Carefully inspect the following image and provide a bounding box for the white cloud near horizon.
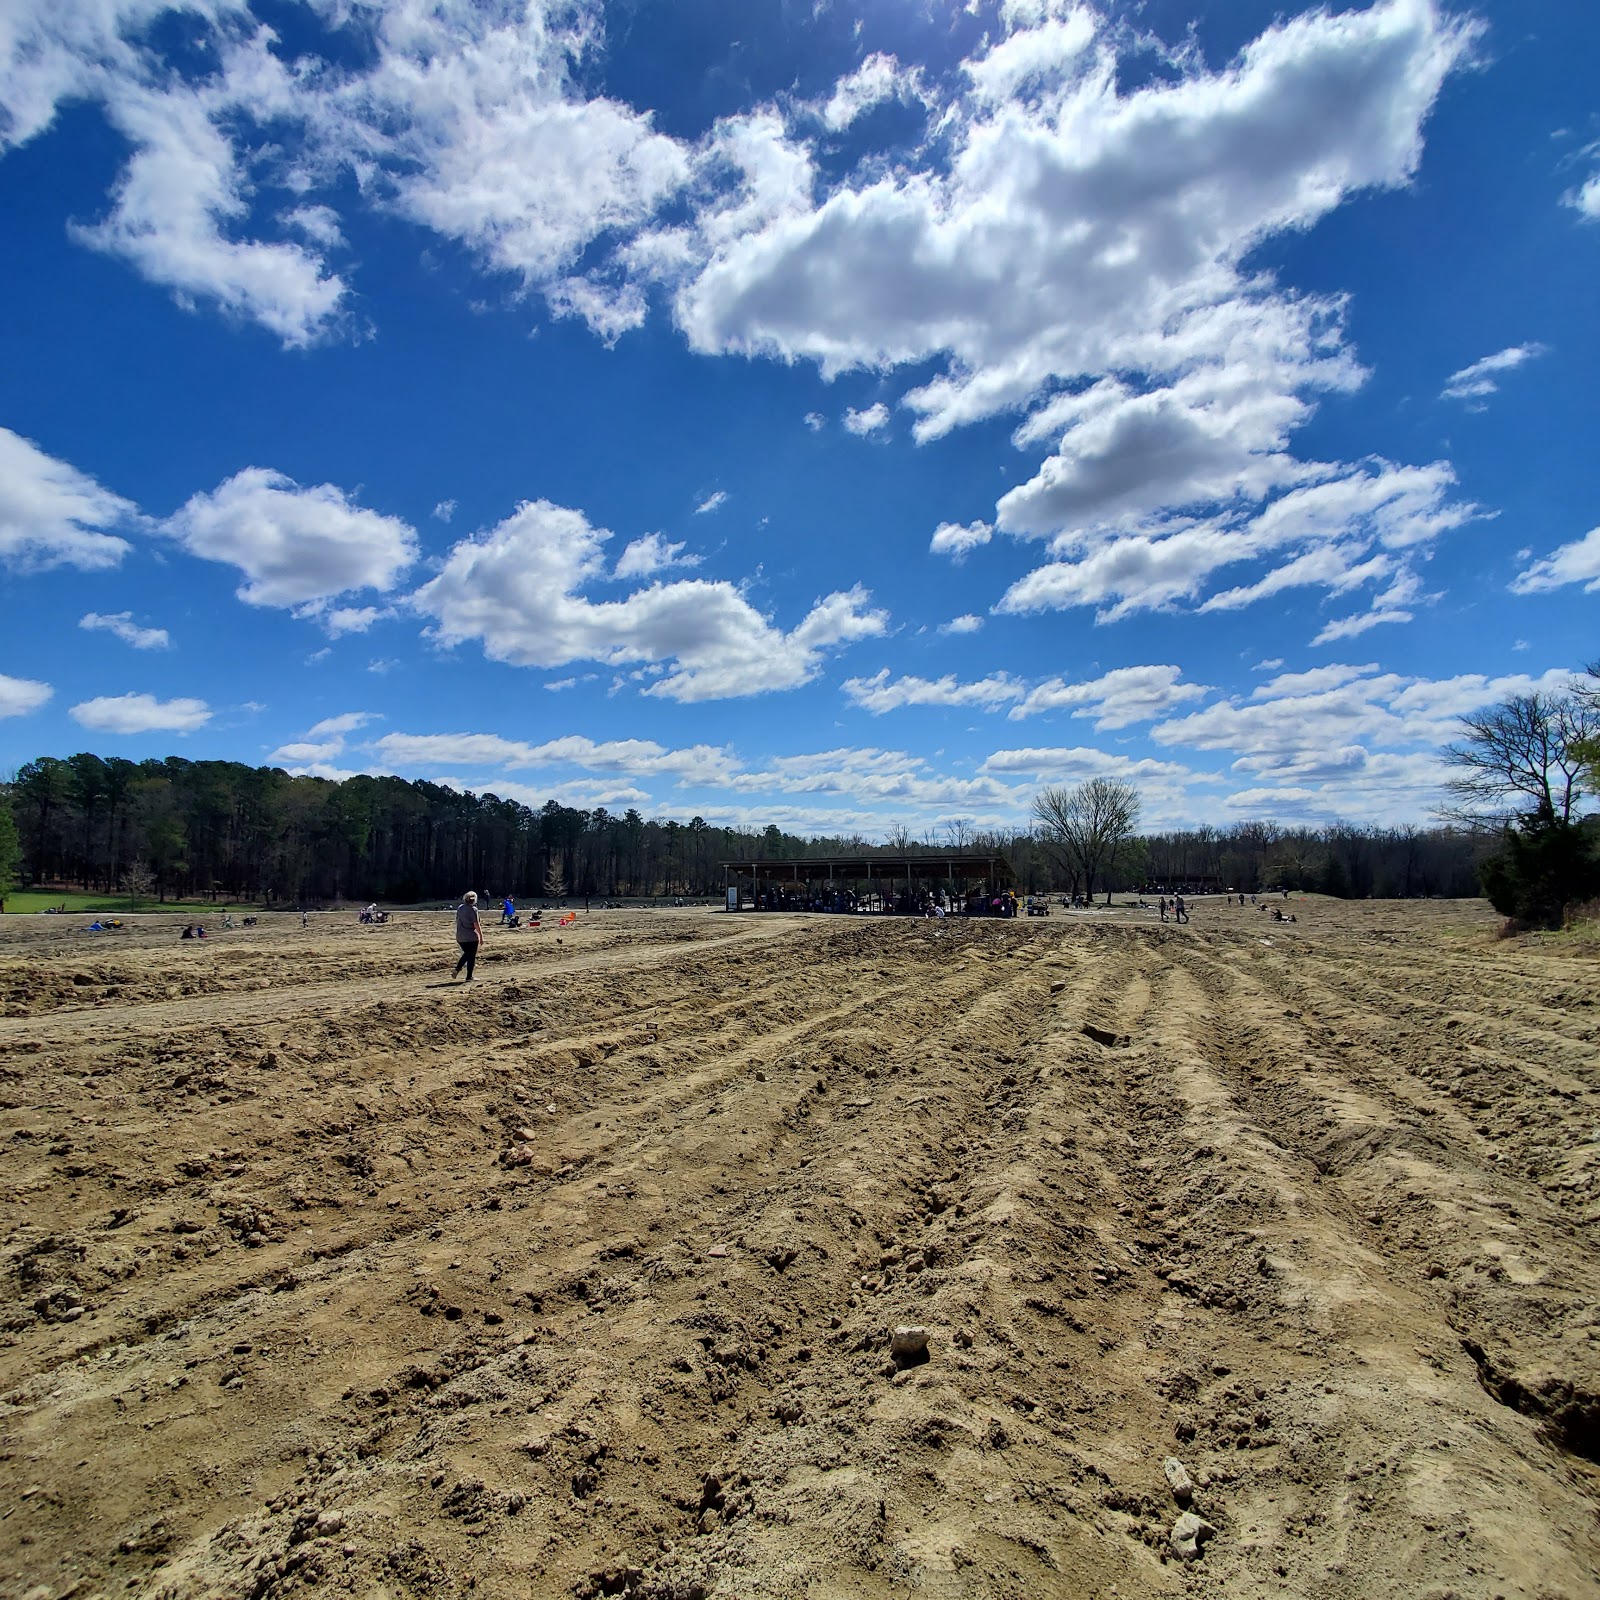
[1154,663,1578,765]
[79,610,169,649]
[0,426,135,571]
[414,498,887,701]
[268,708,381,765]
[69,691,212,734]
[372,730,738,781]
[0,672,53,718]
[306,711,379,738]
[840,661,1208,729]
[982,746,1195,783]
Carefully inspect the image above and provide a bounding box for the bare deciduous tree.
[941,817,974,851]
[1442,688,1596,826]
[1032,778,1143,903]
[119,858,154,911]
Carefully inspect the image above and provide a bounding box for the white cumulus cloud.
[0,426,134,571]
[614,532,698,579]
[930,520,993,560]
[842,669,1025,714]
[0,672,53,718]
[819,52,924,131]
[74,69,348,346]
[414,498,887,702]
[843,403,890,436]
[1010,664,1210,727]
[372,730,738,782]
[69,691,211,734]
[997,460,1472,623]
[162,468,418,616]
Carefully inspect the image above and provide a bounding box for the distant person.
[453,891,484,982]
[501,895,515,926]
[1174,895,1188,924]
[181,924,195,940]
[1159,897,1168,923]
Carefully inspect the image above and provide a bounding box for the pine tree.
[0,794,20,912]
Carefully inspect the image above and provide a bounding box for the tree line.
[1,749,1498,910]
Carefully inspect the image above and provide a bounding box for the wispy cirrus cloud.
[1441,343,1547,404]
[1510,527,1600,595]
[79,610,169,649]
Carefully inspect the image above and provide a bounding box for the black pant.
[454,939,479,979]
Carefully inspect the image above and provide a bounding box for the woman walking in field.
[453,891,484,982]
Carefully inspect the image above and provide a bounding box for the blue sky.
[1,0,1596,837]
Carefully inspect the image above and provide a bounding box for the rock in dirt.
[1163,1456,1194,1506]
[890,1325,930,1367]
[1171,1510,1216,1561]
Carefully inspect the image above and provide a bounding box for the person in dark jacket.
[453,891,484,981]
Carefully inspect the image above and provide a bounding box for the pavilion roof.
[720,852,1015,884]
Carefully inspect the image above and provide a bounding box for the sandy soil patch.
[1,898,1597,1599]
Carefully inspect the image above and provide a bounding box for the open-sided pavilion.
[720,852,1016,914]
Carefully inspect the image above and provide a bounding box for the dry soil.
[2,898,1598,1600]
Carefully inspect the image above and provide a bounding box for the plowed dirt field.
[2,898,1598,1600]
